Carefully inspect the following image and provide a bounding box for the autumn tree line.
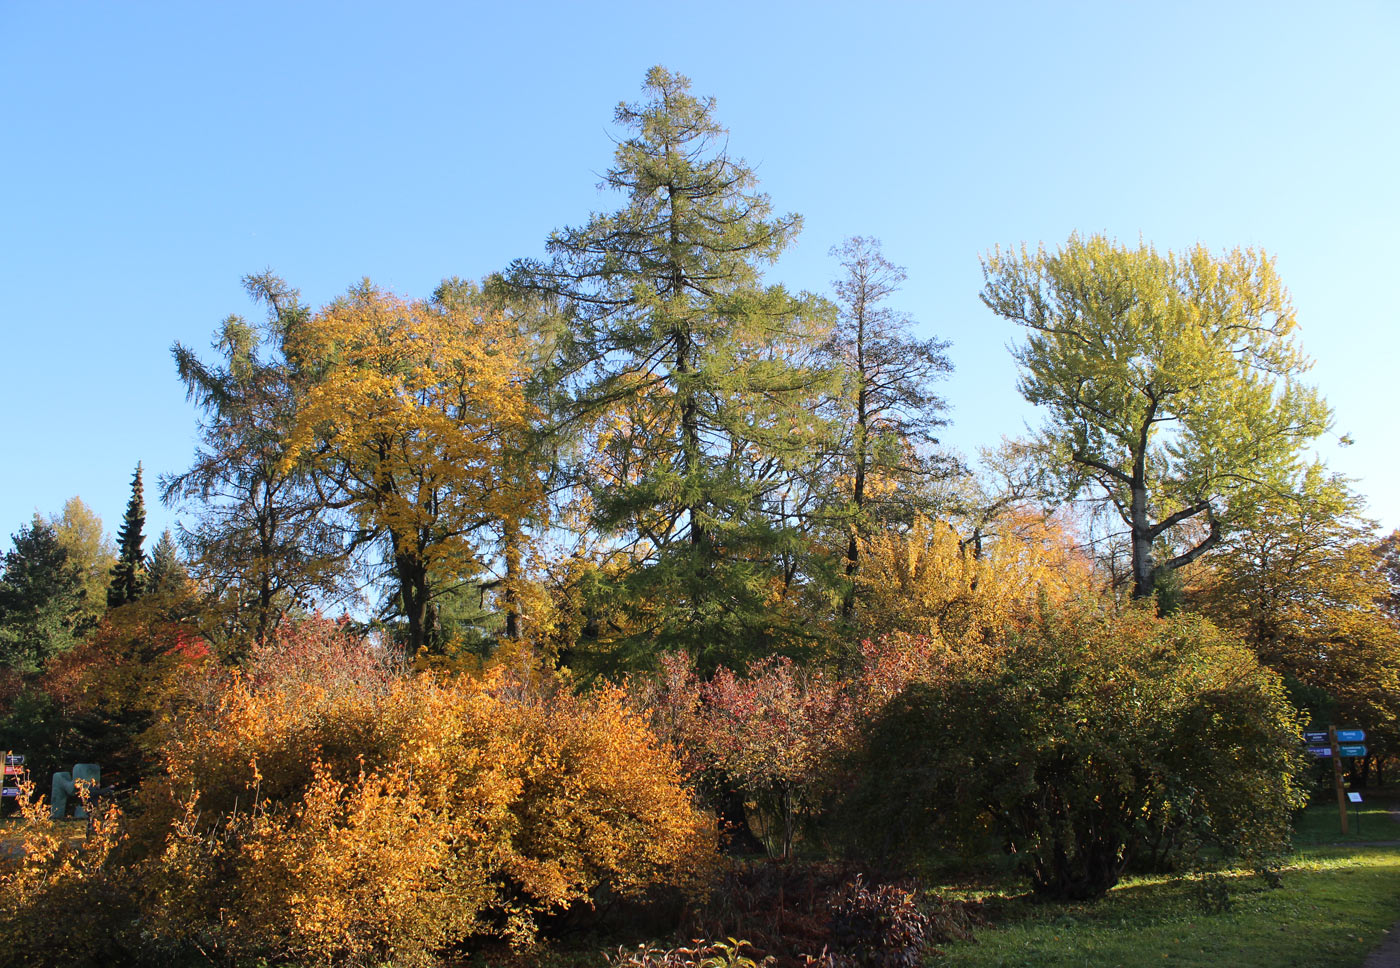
[0,66,1398,967]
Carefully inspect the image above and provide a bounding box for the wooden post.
[1330,725,1349,835]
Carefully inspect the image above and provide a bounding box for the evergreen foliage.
[107,463,147,608]
[146,529,188,595]
[508,66,836,669]
[0,518,92,671]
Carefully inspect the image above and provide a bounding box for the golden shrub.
[0,776,132,967]
[133,625,716,965]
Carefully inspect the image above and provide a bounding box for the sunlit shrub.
[127,620,716,965]
[839,598,1307,899]
[635,654,854,858]
[0,776,133,968]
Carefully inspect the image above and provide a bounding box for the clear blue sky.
[2,1,1396,548]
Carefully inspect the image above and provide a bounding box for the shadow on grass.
[934,845,1400,968]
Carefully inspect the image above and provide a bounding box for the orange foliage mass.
[132,619,715,965]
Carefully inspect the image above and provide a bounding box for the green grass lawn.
[932,797,1400,967]
[1292,787,1400,847]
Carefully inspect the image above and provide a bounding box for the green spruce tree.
[0,517,92,671]
[146,528,189,595]
[107,463,148,607]
[509,67,835,670]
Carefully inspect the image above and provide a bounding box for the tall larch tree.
[825,237,954,617]
[507,66,835,670]
[165,272,352,651]
[107,463,148,607]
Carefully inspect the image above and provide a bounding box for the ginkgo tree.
[980,235,1332,601]
[282,279,545,654]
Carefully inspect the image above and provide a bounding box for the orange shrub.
[0,776,133,967]
[135,621,716,965]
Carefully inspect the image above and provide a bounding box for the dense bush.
[1,620,716,967]
[0,779,134,968]
[820,876,934,968]
[839,598,1308,899]
[636,655,854,858]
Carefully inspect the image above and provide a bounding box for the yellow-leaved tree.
[1191,467,1400,757]
[854,510,1092,649]
[283,279,546,654]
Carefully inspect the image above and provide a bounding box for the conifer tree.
[0,517,91,671]
[107,462,148,607]
[824,237,955,617]
[166,273,353,650]
[508,67,835,669]
[147,528,189,595]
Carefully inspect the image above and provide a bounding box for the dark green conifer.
[0,517,91,671]
[107,463,148,607]
[508,67,835,669]
[147,528,188,595]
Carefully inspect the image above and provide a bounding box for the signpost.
[1308,744,1367,758]
[1,753,21,806]
[1328,726,1349,834]
[1307,726,1368,835]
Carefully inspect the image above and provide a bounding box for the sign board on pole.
[1307,744,1368,758]
[1305,729,1365,745]
[1348,792,1363,803]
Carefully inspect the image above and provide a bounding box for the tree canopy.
[507,66,835,669]
[980,235,1332,600]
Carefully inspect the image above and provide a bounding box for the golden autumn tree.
[854,509,1093,648]
[283,279,546,654]
[1191,467,1400,753]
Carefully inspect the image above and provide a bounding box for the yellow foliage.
[282,281,548,641]
[134,633,716,964]
[0,775,131,965]
[854,511,1091,647]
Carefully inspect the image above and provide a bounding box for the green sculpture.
[49,763,101,819]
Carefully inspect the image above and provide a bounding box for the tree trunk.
[1130,480,1155,600]
[716,785,766,855]
[503,515,523,640]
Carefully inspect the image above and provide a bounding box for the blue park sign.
[1308,745,1367,758]
[1303,729,1365,745]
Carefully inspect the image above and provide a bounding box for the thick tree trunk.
[395,550,432,654]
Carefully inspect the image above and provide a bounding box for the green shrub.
[839,598,1307,899]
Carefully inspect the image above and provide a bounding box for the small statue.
[50,764,101,819]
